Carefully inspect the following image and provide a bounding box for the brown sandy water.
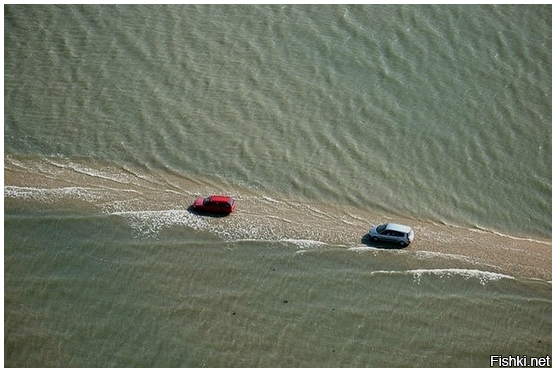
[5,156,551,281]
[4,5,551,367]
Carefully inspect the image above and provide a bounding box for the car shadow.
[360,234,406,250]
[187,205,231,218]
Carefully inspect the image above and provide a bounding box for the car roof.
[385,223,412,233]
[209,195,233,203]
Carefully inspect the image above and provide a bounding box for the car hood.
[193,197,204,207]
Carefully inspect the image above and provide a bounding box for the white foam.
[4,185,104,202]
[113,209,210,238]
[114,210,320,242]
[261,195,281,203]
[348,246,404,256]
[48,160,132,184]
[279,238,327,249]
[409,268,513,285]
[369,268,513,285]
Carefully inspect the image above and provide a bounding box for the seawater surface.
[4,5,551,367]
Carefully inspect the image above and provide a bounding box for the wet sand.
[5,159,552,281]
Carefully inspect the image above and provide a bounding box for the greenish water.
[4,5,551,367]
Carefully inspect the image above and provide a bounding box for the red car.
[192,195,236,215]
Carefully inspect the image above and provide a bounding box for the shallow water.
[4,4,551,367]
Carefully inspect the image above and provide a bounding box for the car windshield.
[376,224,387,233]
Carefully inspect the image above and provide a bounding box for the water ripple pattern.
[5,5,551,237]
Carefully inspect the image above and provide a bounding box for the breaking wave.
[4,185,107,202]
[369,268,514,285]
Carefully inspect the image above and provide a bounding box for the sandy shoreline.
[404,222,551,281]
[5,161,552,281]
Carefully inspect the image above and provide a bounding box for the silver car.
[369,223,415,247]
